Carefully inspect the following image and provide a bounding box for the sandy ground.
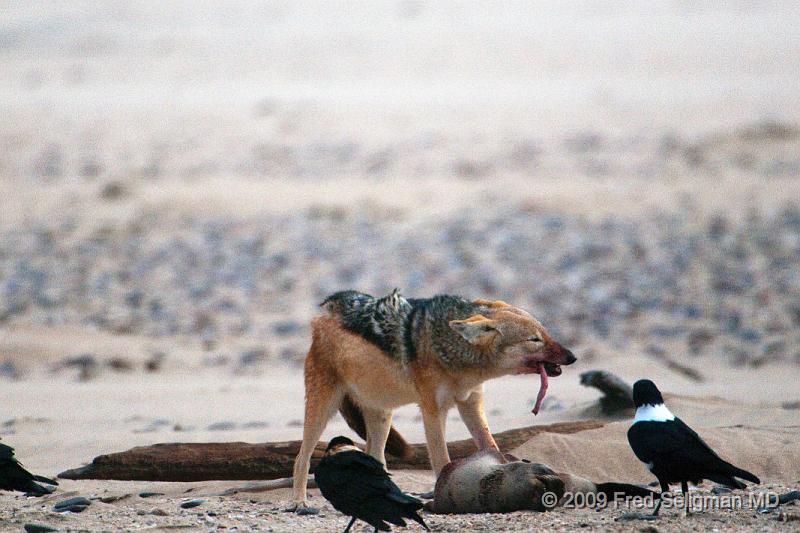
[2,1,800,532]
[2,341,800,532]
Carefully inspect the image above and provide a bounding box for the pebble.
[616,512,659,521]
[180,498,206,509]
[238,349,268,367]
[0,360,20,379]
[273,320,301,336]
[777,511,800,522]
[139,491,165,498]
[241,421,269,429]
[54,496,91,513]
[1,201,799,369]
[779,490,800,505]
[207,421,237,431]
[98,493,131,503]
[24,525,59,533]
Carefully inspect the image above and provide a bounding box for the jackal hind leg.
[362,406,393,467]
[290,368,342,511]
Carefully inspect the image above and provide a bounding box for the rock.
[616,512,658,521]
[99,493,131,503]
[0,360,20,380]
[273,320,301,336]
[54,496,91,512]
[58,354,99,381]
[202,354,229,367]
[738,329,761,343]
[100,181,127,200]
[779,490,800,505]
[239,349,268,366]
[687,329,715,354]
[650,326,684,339]
[24,524,59,533]
[644,345,665,357]
[180,498,206,509]
[139,491,165,498]
[207,421,237,431]
[684,304,702,319]
[788,304,800,326]
[80,159,102,178]
[145,351,166,372]
[708,215,728,240]
[107,357,134,372]
[763,340,786,359]
[296,506,320,515]
[776,511,800,522]
[242,421,269,429]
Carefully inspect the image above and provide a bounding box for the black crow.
[0,441,58,495]
[314,436,428,533]
[627,379,759,516]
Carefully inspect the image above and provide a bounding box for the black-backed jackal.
[291,290,577,509]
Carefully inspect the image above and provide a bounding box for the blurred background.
[1,2,799,471]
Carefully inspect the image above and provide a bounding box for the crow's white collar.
[633,403,675,423]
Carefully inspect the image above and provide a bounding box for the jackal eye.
[527,336,542,343]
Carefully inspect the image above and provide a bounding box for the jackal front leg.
[420,402,449,475]
[456,387,499,451]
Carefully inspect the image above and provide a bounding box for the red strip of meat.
[531,362,549,415]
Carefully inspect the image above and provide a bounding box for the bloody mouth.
[523,359,562,377]
[523,361,563,415]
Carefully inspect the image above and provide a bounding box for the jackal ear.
[449,315,499,346]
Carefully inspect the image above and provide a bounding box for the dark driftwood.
[58,421,605,482]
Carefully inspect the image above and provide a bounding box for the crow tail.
[726,465,760,485]
[32,474,58,486]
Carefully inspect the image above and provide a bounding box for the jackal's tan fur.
[291,294,576,509]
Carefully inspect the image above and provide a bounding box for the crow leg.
[342,517,357,533]
[652,480,669,516]
[681,481,691,517]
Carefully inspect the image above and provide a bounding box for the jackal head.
[448,299,577,377]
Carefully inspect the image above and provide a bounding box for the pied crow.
[314,436,428,533]
[627,379,759,516]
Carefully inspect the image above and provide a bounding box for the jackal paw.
[284,501,319,515]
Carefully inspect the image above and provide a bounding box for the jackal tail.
[339,395,413,459]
